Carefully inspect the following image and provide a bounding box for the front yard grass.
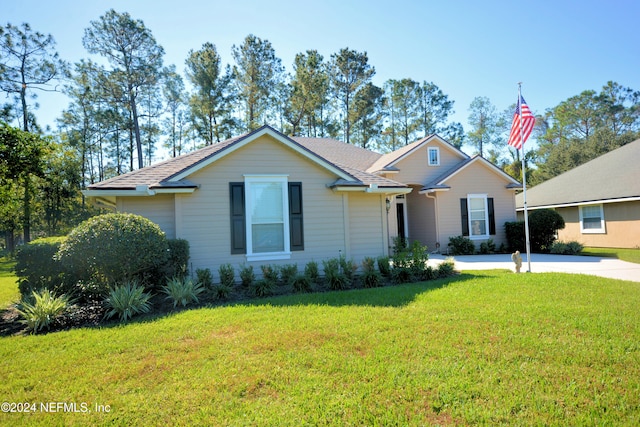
[1,266,639,426]
[582,246,640,264]
[0,256,19,308]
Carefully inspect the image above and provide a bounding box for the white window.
[245,175,290,261]
[468,194,488,238]
[428,147,440,166]
[580,204,605,234]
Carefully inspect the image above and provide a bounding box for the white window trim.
[579,204,606,234]
[244,175,291,261]
[467,194,489,240]
[428,147,440,166]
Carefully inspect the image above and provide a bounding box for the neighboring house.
[516,138,640,249]
[83,125,521,278]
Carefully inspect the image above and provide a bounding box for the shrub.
[260,265,279,283]
[505,221,525,252]
[17,289,71,333]
[362,257,382,288]
[239,264,255,287]
[213,283,233,300]
[104,280,152,322]
[479,238,496,254]
[377,256,391,278]
[304,261,319,283]
[162,277,205,308]
[163,239,190,279]
[448,235,475,255]
[57,213,169,286]
[15,236,70,298]
[291,274,312,293]
[437,257,456,277]
[529,209,566,252]
[251,279,275,297]
[279,264,298,285]
[218,264,235,287]
[408,240,430,280]
[339,256,358,280]
[550,241,584,255]
[195,268,213,289]
[323,258,349,290]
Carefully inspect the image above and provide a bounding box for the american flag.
[507,95,535,150]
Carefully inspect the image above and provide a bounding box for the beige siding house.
[516,138,640,249]
[84,126,521,278]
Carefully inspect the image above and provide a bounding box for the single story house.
[84,125,521,278]
[516,138,640,248]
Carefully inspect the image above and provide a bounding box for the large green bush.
[504,221,525,252]
[15,236,70,298]
[57,213,169,285]
[529,209,565,252]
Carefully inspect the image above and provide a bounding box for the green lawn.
[1,267,639,426]
[0,257,19,308]
[582,247,640,264]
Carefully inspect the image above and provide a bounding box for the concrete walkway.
[429,253,640,283]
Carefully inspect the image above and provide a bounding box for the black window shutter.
[460,198,469,236]
[288,182,304,251]
[229,183,246,254]
[488,197,496,235]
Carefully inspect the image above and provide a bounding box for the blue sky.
[4,0,639,150]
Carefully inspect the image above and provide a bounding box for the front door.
[396,202,406,241]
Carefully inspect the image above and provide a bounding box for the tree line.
[1,10,639,246]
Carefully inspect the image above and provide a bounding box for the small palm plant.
[161,276,205,308]
[17,289,71,333]
[105,280,153,322]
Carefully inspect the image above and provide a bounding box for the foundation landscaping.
[0,213,639,425]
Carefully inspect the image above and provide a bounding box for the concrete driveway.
[429,253,640,283]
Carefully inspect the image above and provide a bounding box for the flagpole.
[518,82,532,272]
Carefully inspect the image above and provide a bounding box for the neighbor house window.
[428,147,440,166]
[580,204,605,234]
[460,195,496,238]
[229,177,304,260]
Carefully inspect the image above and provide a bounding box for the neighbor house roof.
[85,125,408,195]
[516,138,640,209]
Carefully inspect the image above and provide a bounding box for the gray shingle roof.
[87,126,406,191]
[516,138,640,208]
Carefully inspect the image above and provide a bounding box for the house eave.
[516,196,640,211]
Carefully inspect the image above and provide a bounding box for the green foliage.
[529,209,566,252]
[251,279,275,298]
[437,258,456,277]
[322,258,349,290]
[105,281,153,322]
[291,274,312,293]
[339,256,358,280]
[448,235,475,255]
[195,268,213,289]
[213,283,233,300]
[279,264,298,285]
[14,236,69,298]
[260,264,279,283]
[57,213,169,286]
[17,289,71,333]
[362,257,382,288]
[549,241,584,255]
[505,221,525,252]
[165,239,190,278]
[377,256,391,278]
[303,260,319,283]
[479,238,496,254]
[162,277,205,308]
[218,263,235,287]
[239,264,255,287]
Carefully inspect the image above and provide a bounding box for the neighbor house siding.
[118,194,176,239]
[392,141,465,184]
[555,201,640,248]
[436,161,516,250]
[171,134,351,280]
